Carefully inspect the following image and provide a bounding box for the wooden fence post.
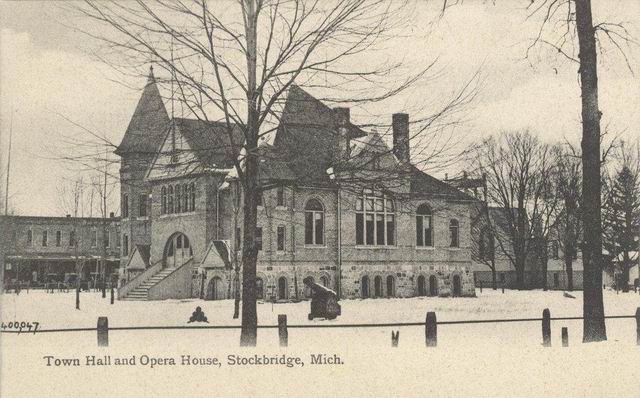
[480,281,483,293]
[501,285,505,294]
[561,327,568,347]
[278,314,288,347]
[391,330,399,347]
[542,309,551,347]
[425,311,437,347]
[636,307,640,345]
[110,284,115,305]
[97,317,108,347]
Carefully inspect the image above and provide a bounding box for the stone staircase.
[120,267,177,301]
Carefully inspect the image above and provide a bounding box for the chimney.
[333,107,351,161]
[392,113,410,164]
[66,214,71,218]
[110,212,115,218]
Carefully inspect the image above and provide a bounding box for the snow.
[2,289,639,397]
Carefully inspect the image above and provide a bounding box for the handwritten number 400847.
[1,321,40,334]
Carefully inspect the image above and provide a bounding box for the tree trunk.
[542,254,548,291]
[565,247,574,291]
[576,0,607,342]
[233,271,240,319]
[239,0,259,346]
[491,263,497,290]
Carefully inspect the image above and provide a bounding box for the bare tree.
[70,0,478,346]
[470,130,558,290]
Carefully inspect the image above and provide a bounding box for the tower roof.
[115,67,170,157]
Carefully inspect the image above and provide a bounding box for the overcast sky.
[1,0,639,216]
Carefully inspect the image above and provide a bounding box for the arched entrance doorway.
[452,274,461,297]
[206,277,224,300]
[417,275,426,296]
[277,276,288,300]
[429,275,438,297]
[386,275,395,297]
[164,233,193,268]
[361,275,370,298]
[374,276,383,297]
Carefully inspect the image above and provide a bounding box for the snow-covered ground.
[2,288,639,397]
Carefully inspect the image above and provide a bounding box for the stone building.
[0,215,120,289]
[116,70,477,300]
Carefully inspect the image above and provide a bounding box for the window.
[161,186,167,214]
[256,278,264,300]
[91,230,98,248]
[168,185,174,213]
[122,193,129,218]
[320,275,329,288]
[304,199,325,245]
[105,230,111,248]
[356,190,395,246]
[276,186,285,207]
[56,230,62,247]
[27,230,33,246]
[449,219,459,248]
[139,194,148,217]
[184,183,190,211]
[277,226,286,252]
[255,227,262,251]
[69,230,76,247]
[416,204,433,247]
[123,234,129,256]
[42,230,48,247]
[175,184,182,213]
[190,182,196,211]
[116,231,120,247]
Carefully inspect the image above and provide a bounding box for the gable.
[146,123,201,181]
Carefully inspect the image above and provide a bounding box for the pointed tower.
[116,66,170,267]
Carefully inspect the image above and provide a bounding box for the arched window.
[320,275,329,288]
[429,275,438,296]
[175,184,182,213]
[190,182,196,211]
[417,275,426,296]
[161,186,167,214]
[374,275,383,297]
[255,278,264,300]
[361,275,370,298]
[168,185,174,213]
[355,189,395,246]
[416,204,433,247]
[303,276,314,298]
[449,219,459,248]
[305,199,324,245]
[386,275,395,297]
[277,276,288,300]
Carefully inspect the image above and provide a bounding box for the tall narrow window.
[27,230,32,246]
[175,184,182,213]
[184,183,190,211]
[168,185,174,213]
[304,199,324,245]
[416,204,433,247]
[105,230,111,248]
[42,230,48,247]
[122,193,129,218]
[355,190,395,246]
[277,225,286,252]
[91,230,98,247]
[449,219,459,248]
[276,186,285,207]
[255,227,263,251]
[123,234,129,256]
[190,182,196,211]
[139,194,148,217]
[161,186,167,214]
[69,230,75,247]
[56,230,62,247]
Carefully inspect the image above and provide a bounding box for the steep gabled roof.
[116,68,170,156]
[174,118,244,169]
[273,85,366,183]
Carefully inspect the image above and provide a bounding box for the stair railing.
[117,261,162,299]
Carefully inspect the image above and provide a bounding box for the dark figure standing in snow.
[188,306,209,323]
